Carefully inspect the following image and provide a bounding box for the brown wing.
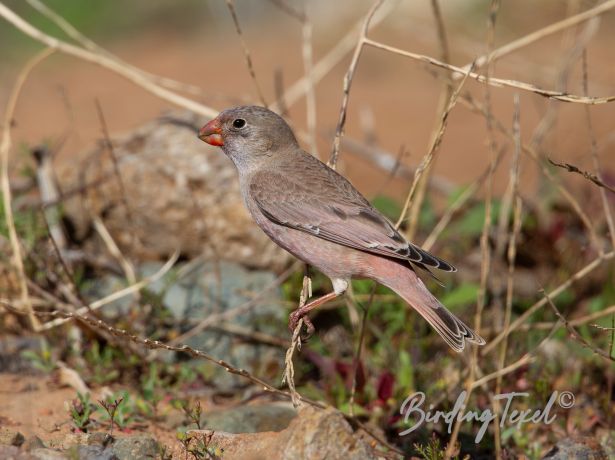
[249,161,456,272]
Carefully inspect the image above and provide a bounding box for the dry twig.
[483,250,615,354]
[364,38,615,104]
[1,47,55,330]
[543,290,615,362]
[282,275,312,407]
[224,0,268,107]
[493,95,523,459]
[454,0,615,77]
[271,0,397,113]
[301,7,319,158]
[547,158,615,195]
[23,0,207,97]
[582,51,615,250]
[329,0,385,168]
[395,64,475,230]
[403,0,451,241]
[39,251,179,331]
[168,262,299,346]
[0,4,218,118]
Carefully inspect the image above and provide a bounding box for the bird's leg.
[288,291,338,338]
[288,279,348,340]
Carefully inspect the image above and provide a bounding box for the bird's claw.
[288,311,315,342]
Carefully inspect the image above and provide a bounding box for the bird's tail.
[375,260,485,352]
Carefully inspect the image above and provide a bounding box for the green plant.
[158,444,174,460]
[414,436,466,460]
[69,392,95,431]
[97,391,137,430]
[140,362,165,417]
[177,429,223,460]
[83,341,121,384]
[21,340,56,373]
[98,396,124,437]
[182,399,203,430]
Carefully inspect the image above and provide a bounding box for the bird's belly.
[255,214,357,279]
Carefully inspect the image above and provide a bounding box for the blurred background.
[1,1,614,459]
[2,0,614,197]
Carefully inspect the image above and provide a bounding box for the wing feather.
[250,163,456,273]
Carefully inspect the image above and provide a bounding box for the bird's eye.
[233,118,246,129]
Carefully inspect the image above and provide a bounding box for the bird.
[198,106,485,352]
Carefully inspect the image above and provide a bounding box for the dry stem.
[328,0,385,168]
[224,0,268,107]
[1,47,55,330]
[364,38,615,104]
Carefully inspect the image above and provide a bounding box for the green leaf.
[371,195,401,222]
[440,283,480,311]
[397,350,414,392]
[453,201,501,238]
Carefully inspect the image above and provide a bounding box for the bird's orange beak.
[198,117,224,146]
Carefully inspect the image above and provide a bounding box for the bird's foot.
[288,309,315,342]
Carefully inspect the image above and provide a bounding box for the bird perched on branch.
[198,106,484,352]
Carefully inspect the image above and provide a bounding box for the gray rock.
[542,437,607,460]
[86,432,113,446]
[68,445,117,460]
[81,258,287,385]
[172,261,286,386]
[0,445,27,459]
[111,435,158,460]
[282,406,377,460]
[57,111,289,271]
[0,336,47,373]
[190,405,377,460]
[201,403,297,433]
[30,448,69,460]
[0,427,25,447]
[82,274,135,318]
[23,436,46,451]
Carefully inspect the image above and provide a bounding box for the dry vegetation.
[1,1,614,459]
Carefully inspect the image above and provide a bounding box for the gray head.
[198,106,298,169]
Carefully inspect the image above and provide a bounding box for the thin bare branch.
[543,290,615,362]
[455,0,615,77]
[447,4,500,455]
[1,47,55,330]
[395,64,475,229]
[483,250,615,354]
[224,0,268,107]
[493,96,523,459]
[0,4,218,117]
[301,8,319,158]
[328,0,385,168]
[168,261,299,347]
[582,50,615,250]
[38,251,179,331]
[422,148,505,251]
[272,0,397,113]
[92,216,137,286]
[457,92,602,254]
[548,158,615,195]
[282,275,312,407]
[24,0,207,97]
[470,321,561,390]
[404,0,453,241]
[364,38,615,104]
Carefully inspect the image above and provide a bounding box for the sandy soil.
[0,372,200,457]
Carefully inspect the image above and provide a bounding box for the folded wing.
[250,164,456,273]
